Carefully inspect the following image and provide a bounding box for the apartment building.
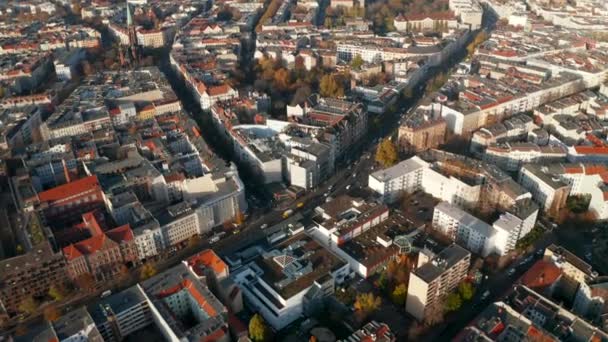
[91,264,229,342]
[398,104,447,153]
[369,153,483,208]
[518,163,608,219]
[338,321,396,342]
[441,64,585,137]
[432,201,538,257]
[449,0,483,29]
[460,282,608,342]
[285,139,334,190]
[394,12,458,32]
[482,143,567,172]
[368,156,428,203]
[518,164,571,216]
[0,242,67,316]
[406,244,471,321]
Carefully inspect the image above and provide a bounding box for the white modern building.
[432,201,537,256]
[232,234,349,330]
[368,156,428,203]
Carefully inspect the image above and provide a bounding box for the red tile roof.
[564,165,584,174]
[187,249,227,277]
[202,327,227,342]
[521,260,562,289]
[585,165,608,175]
[63,234,118,261]
[207,84,232,96]
[106,224,134,243]
[156,278,218,317]
[574,146,608,155]
[38,175,101,203]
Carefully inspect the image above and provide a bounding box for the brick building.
[37,175,106,225]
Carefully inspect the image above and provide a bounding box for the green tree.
[377,271,388,290]
[249,313,269,342]
[140,262,157,280]
[391,283,407,305]
[350,54,364,70]
[335,286,356,305]
[445,292,462,312]
[466,31,489,56]
[354,292,382,319]
[375,139,398,167]
[48,285,65,301]
[18,296,38,315]
[458,282,474,301]
[319,74,344,98]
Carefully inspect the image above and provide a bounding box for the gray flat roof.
[370,156,426,182]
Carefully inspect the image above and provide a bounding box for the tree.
[292,85,312,106]
[75,273,96,292]
[466,31,489,56]
[234,211,245,226]
[377,271,388,290]
[566,194,591,213]
[445,292,462,312]
[188,235,202,249]
[71,1,82,15]
[43,305,61,322]
[335,286,356,305]
[249,313,269,342]
[319,74,344,98]
[458,282,474,301]
[354,292,381,319]
[391,283,407,305]
[424,301,445,326]
[18,296,38,315]
[140,262,157,280]
[15,324,29,336]
[351,54,364,70]
[516,225,545,251]
[48,284,66,301]
[375,139,398,168]
[272,68,290,91]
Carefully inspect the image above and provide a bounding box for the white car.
[260,224,268,230]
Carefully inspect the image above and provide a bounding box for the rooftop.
[413,244,470,283]
[255,233,346,299]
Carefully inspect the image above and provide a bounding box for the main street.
[156,4,498,260]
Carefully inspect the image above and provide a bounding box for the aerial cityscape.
[0,0,607,341]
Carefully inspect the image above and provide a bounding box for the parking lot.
[395,190,439,228]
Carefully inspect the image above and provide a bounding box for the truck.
[283,209,293,218]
